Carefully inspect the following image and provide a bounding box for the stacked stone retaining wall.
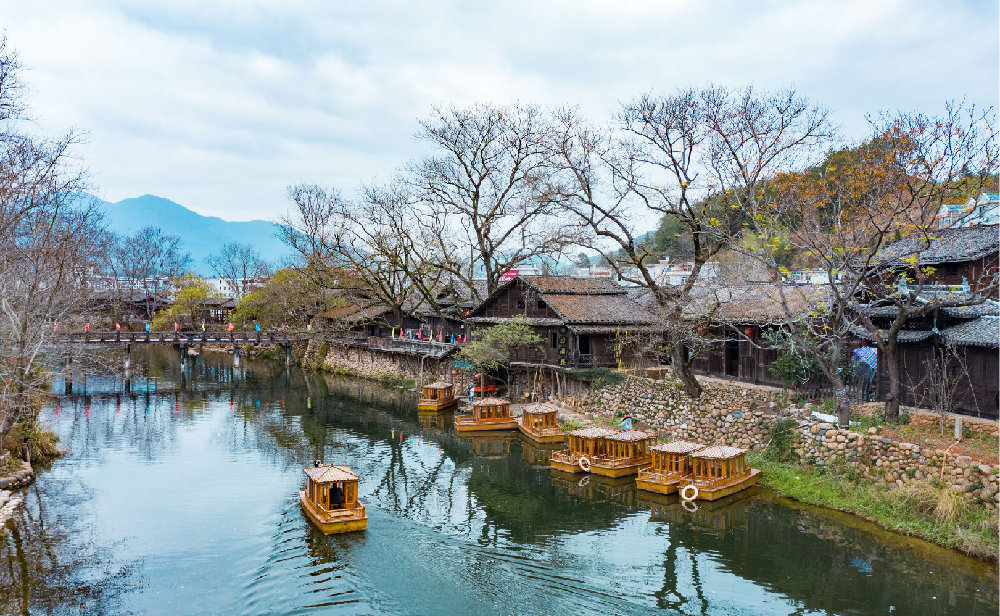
[314,340,453,384]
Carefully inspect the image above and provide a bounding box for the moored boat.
[589,430,657,478]
[517,403,564,444]
[454,397,518,432]
[549,426,616,473]
[299,463,368,534]
[636,440,706,495]
[417,382,459,412]
[678,445,760,502]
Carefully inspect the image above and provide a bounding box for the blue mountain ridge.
[88,194,294,276]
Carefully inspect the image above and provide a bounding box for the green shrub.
[764,418,799,462]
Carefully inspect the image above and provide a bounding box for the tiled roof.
[849,325,935,344]
[541,293,659,326]
[523,276,626,295]
[691,445,747,459]
[651,440,706,454]
[318,297,393,324]
[305,464,359,483]
[472,397,511,407]
[567,426,617,439]
[605,430,657,442]
[522,403,558,415]
[468,316,564,326]
[877,226,999,266]
[940,316,999,348]
[686,285,822,324]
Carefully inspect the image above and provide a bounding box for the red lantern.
[744,327,755,338]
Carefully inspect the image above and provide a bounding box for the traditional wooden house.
[679,446,759,502]
[417,382,458,412]
[636,440,706,495]
[317,295,417,339]
[517,403,563,444]
[299,463,368,534]
[852,296,999,419]
[467,276,660,369]
[875,225,999,298]
[550,426,616,473]
[454,397,518,432]
[682,285,818,387]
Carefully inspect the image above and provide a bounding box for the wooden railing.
[60,331,307,345]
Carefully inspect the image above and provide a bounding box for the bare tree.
[0,37,105,446]
[104,226,191,318]
[207,241,271,299]
[909,344,979,435]
[280,182,443,330]
[847,104,998,421]
[545,87,832,398]
[407,103,581,303]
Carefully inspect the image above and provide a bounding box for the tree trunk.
[882,341,901,422]
[671,342,702,399]
[833,383,851,428]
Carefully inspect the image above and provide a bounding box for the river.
[1,348,996,615]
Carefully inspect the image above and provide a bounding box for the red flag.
[115,322,121,331]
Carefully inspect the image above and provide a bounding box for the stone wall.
[314,340,454,385]
[562,375,999,507]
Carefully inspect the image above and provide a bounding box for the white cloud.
[2,0,996,220]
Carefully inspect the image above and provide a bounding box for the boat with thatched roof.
[453,397,518,432]
[589,430,657,478]
[678,445,759,501]
[636,440,706,495]
[417,382,459,412]
[517,402,564,444]
[549,426,616,473]
[299,463,368,534]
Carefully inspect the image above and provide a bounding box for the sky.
[2,0,997,222]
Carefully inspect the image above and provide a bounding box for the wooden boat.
[678,445,760,502]
[417,382,458,412]
[549,426,616,473]
[589,430,658,478]
[517,403,564,444]
[453,397,518,432]
[299,463,368,534]
[636,440,706,495]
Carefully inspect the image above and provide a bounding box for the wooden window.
[537,299,546,310]
[517,299,525,309]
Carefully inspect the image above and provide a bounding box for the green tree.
[229,268,332,328]
[459,315,543,394]
[151,274,219,330]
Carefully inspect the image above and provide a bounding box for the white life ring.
[680,484,699,502]
[681,499,698,513]
[578,456,591,472]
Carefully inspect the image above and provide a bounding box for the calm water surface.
[1,349,996,615]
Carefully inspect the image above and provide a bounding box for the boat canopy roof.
[305,464,359,483]
[651,440,705,454]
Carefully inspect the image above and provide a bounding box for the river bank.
[550,375,999,562]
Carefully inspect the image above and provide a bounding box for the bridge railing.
[60,331,308,344]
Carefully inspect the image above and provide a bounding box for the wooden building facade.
[468,276,660,369]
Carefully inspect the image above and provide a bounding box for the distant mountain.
[91,194,295,275]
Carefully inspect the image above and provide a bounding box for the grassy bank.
[749,451,999,561]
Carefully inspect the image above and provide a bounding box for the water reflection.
[0,347,994,615]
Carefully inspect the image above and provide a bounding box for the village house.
[467,276,661,369]
[852,292,1000,419]
[876,225,999,297]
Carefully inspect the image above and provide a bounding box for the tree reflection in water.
[1,475,140,615]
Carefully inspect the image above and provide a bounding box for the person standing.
[620,412,633,431]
